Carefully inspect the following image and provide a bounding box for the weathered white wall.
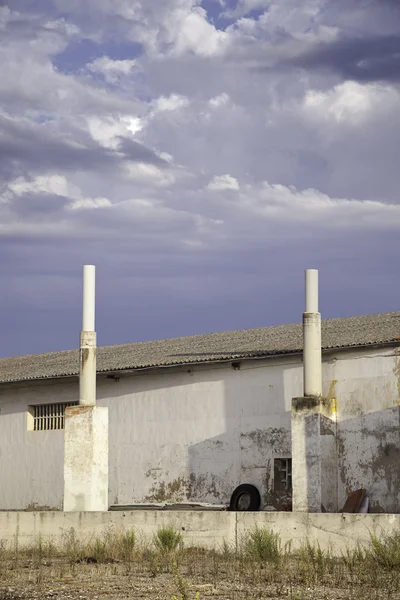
[103,359,298,509]
[329,349,400,512]
[0,346,399,512]
[0,381,76,510]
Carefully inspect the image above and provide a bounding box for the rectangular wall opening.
[274,458,292,492]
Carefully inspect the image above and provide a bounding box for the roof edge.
[2,339,399,386]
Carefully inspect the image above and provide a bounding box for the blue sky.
[0,0,400,357]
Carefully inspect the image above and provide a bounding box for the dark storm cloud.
[0,115,167,182]
[0,126,114,179]
[1,223,399,357]
[116,137,166,165]
[9,192,69,218]
[286,34,400,83]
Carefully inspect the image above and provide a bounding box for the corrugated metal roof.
[0,312,399,385]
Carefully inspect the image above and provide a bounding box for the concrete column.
[79,331,97,406]
[303,269,322,398]
[292,269,324,512]
[292,397,323,512]
[64,265,109,512]
[80,265,96,407]
[64,405,109,512]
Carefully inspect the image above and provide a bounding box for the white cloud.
[303,81,399,124]
[87,57,137,83]
[207,174,240,191]
[233,181,400,228]
[122,162,176,187]
[153,94,190,112]
[209,93,230,108]
[53,0,228,57]
[86,115,143,148]
[4,174,112,212]
[8,175,70,197]
[171,7,227,57]
[1,0,400,355]
[69,196,112,210]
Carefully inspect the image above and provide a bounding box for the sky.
[1,0,400,357]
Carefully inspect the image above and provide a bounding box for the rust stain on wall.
[65,406,92,417]
[327,380,338,399]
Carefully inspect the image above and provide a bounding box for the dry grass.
[0,526,399,599]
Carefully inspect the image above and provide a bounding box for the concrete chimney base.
[291,396,337,513]
[64,405,109,512]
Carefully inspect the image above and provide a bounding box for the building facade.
[0,312,399,513]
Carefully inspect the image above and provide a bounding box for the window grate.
[274,458,292,492]
[30,402,78,431]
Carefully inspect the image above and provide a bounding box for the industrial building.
[0,268,399,514]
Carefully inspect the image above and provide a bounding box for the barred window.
[274,458,292,492]
[28,402,78,431]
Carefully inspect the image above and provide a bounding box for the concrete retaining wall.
[1,511,399,556]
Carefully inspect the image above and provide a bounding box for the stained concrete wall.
[0,510,400,556]
[331,350,400,512]
[105,358,298,510]
[0,346,399,512]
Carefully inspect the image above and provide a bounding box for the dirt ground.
[0,558,399,600]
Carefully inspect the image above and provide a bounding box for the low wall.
[1,511,399,555]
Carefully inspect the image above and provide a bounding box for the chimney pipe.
[303,269,322,397]
[79,265,96,406]
[82,265,95,332]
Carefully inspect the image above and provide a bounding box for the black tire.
[229,484,261,511]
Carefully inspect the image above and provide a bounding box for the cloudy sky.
[1,0,400,357]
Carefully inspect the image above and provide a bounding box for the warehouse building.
[1,305,399,513]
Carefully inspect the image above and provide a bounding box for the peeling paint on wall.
[337,406,400,513]
[144,477,187,503]
[25,502,61,511]
[240,428,292,511]
[144,472,225,504]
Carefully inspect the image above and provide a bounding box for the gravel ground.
[0,559,399,600]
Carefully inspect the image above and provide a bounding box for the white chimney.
[79,265,96,406]
[303,269,322,397]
